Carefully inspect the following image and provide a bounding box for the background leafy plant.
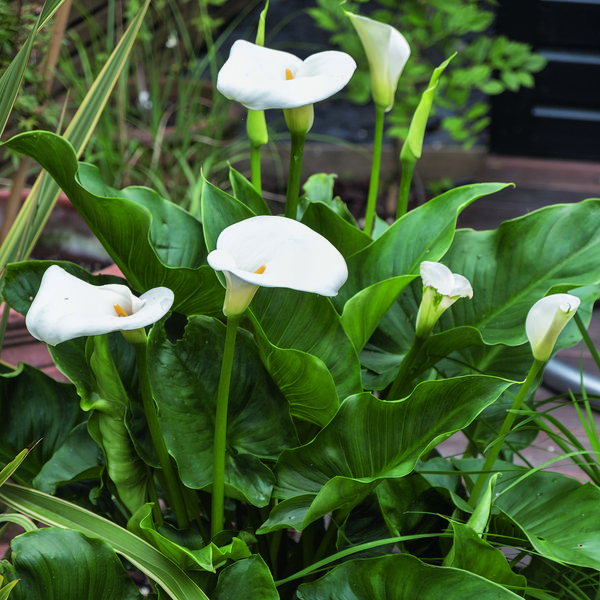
[308,0,547,147]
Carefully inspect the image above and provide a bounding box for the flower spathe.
[25,265,175,345]
[207,215,348,317]
[526,294,581,362]
[415,261,473,338]
[346,11,410,112]
[216,40,356,111]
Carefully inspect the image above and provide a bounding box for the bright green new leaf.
[0,449,30,488]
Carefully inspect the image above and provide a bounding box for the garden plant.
[1,2,600,599]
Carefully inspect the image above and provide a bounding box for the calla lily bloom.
[25,265,174,345]
[526,294,580,362]
[216,40,356,111]
[207,215,348,317]
[346,11,410,112]
[415,261,473,338]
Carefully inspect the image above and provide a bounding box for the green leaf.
[296,554,523,599]
[228,167,270,216]
[0,449,30,488]
[213,555,279,600]
[301,201,371,259]
[339,182,509,305]
[0,483,209,600]
[341,276,415,352]
[2,528,143,599]
[250,287,363,402]
[147,315,297,506]
[264,376,512,530]
[444,521,527,590]
[495,469,600,570]
[301,173,357,225]
[0,363,85,484]
[251,319,339,428]
[402,54,455,162]
[0,0,66,137]
[442,199,600,346]
[1,133,223,316]
[0,1,150,274]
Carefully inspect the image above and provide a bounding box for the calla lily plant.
[207,215,348,317]
[25,265,174,345]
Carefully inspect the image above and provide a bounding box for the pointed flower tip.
[216,40,356,111]
[346,11,410,111]
[526,293,581,362]
[207,215,347,317]
[25,265,174,345]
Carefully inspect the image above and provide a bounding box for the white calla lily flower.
[216,40,356,111]
[526,294,580,362]
[207,215,348,317]
[346,12,410,112]
[25,265,174,345]
[415,261,473,338]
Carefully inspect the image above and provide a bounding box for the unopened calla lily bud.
[415,261,473,338]
[526,294,580,362]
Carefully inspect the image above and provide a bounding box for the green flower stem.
[284,130,307,219]
[250,144,263,196]
[468,359,544,508]
[386,336,425,400]
[396,154,415,220]
[211,315,240,538]
[574,312,600,374]
[133,339,189,529]
[363,104,386,235]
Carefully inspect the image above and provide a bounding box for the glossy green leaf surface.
[147,315,297,505]
[213,555,279,600]
[2,132,223,315]
[0,483,209,599]
[296,554,523,599]
[1,528,143,599]
[263,376,512,530]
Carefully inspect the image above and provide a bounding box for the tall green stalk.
[133,338,189,529]
[468,360,543,507]
[363,104,386,235]
[283,130,307,220]
[211,316,240,538]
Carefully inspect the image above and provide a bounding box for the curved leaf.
[3,528,143,600]
[250,287,363,402]
[265,376,512,530]
[2,131,223,316]
[296,554,522,599]
[443,199,600,345]
[0,483,209,600]
[213,555,279,600]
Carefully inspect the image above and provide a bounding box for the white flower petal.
[346,12,410,111]
[25,265,174,345]
[526,294,580,361]
[207,216,348,316]
[217,40,356,110]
